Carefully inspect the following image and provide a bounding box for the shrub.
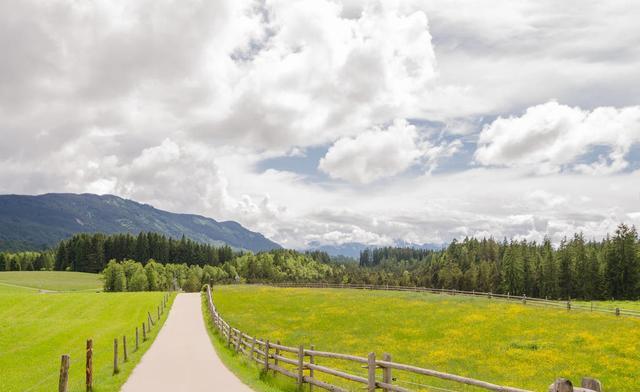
[128,268,149,291]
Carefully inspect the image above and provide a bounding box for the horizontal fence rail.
[264,282,640,318]
[204,285,602,392]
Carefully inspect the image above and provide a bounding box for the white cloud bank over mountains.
[1,0,639,248]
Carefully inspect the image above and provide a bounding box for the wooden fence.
[56,293,171,392]
[266,282,640,318]
[204,285,603,392]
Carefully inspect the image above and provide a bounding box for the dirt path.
[121,293,253,392]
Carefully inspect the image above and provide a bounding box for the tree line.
[3,224,639,300]
[0,251,54,271]
[356,224,640,300]
[54,232,234,273]
[102,249,337,292]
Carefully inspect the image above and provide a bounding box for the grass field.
[576,300,640,312]
[0,271,102,291]
[0,274,173,392]
[210,285,640,392]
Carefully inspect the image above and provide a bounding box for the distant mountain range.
[308,241,444,259]
[0,193,281,252]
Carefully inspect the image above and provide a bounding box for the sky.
[1,0,640,249]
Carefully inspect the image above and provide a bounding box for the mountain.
[0,193,281,252]
[308,242,369,259]
[308,241,445,259]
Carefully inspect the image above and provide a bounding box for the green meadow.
[210,285,640,392]
[0,272,173,392]
[0,271,102,291]
[575,300,640,312]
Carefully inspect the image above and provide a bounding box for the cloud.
[413,0,640,117]
[318,119,423,183]
[200,0,440,149]
[0,0,446,156]
[1,0,640,250]
[475,101,640,174]
[318,119,460,183]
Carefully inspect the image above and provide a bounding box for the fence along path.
[205,285,602,392]
[268,282,640,318]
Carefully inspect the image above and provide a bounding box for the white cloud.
[1,0,640,250]
[201,0,440,148]
[475,101,640,174]
[318,119,460,184]
[319,119,423,183]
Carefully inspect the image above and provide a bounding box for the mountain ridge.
[0,193,281,252]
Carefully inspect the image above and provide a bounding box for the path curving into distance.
[121,292,253,392]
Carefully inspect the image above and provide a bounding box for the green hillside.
[0,193,280,252]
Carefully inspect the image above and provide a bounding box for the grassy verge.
[0,271,103,291]
[211,285,640,391]
[200,291,296,392]
[0,284,175,392]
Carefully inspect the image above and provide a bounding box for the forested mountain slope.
[0,193,280,252]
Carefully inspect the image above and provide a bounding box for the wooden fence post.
[297,345,304,387]
[148,312,154,327]
[382,353,392,392]
[274,340,280,373]
[235,329,241,352]
[113,338,119,374]
[581,377,602,392]
[135,327,139,351]
[59,354,70,392]
[367,352,376,392]
[250,337,256,360]
[567,301,571,311]
[157,305,160,320]
[123,335,128,362]
[86,340,93,392]
[522,294,527,304]
[549,378,573,392]
[615,307,620,316]
[227,327,232,347]
[264,340,270,372]
[309,344,315,392]
[142,322,147,341]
